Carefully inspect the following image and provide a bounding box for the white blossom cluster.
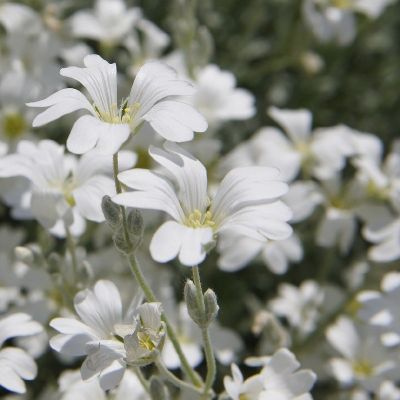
[0,0,399,399]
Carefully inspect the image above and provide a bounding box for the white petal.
[98,360,125,391]
[114,169,183,221]
[268,107,312,143]
[49,333,93,356]
[0,347,37,380]
[149,143,208,214]
[73,175,114,222]
[326,317,359,359]
[0,363,26,394]
[150,221,185,263]
[143,101,207,142]
[95,123,131,155]
[178,227,213,267]
[61,54,117,117]
[67,115,102,154]
[27,88,95,127]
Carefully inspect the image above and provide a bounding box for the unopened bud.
[101,195,121,228]
[113,227,132,255]
[204,288,219,325]
[149,376,170,400]
[127,209,144,237]
[184,279,203,326]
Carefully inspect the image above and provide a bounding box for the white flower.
[302,0,395,45]
[50,280,162,390]
[358,272,400,347]
[0,313,43,394]
[363,218,400,263]
[191,64,255,128]
[326,316,400,392]
[224,349,316,399]
[69,0,142,46]
[302,0,356,45]
[113,142,292,266]
[0,140,126,237]
[27,54,207,155]
[50,280,129,390]
[269,281,324,337]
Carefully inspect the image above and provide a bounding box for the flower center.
[353,360,374,377]
[331,0,352,9]
[2,112,27,140]
[185,209,215,229]
[137,331,158,352]
[94,101,141,125]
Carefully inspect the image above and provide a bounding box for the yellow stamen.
[185,209,216,229]
[2,112,26,140]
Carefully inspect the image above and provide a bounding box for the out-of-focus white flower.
[113,142,292,266]
[69,0,141,46]
[378,380,400,400]
[302,0,395,45]
[0,313,43,394]
[165,52,255,129]
[302,0,356,45]
[363,218,400,263]
[28,55,207,155]
[326,316,400,392]
[50,280,162,390]
[269,281,324,337]
[224,348,316,399]
[191,64,255,128]
[58,368,148,400]
[358,272,400,347]
[0,140,128,237]
[217,232,303,274]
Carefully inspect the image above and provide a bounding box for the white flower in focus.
[358,272,400,347]
[27,55,207,155]
[50,280,162,390]
[0,140,125,237]
[113,142,292,266]
[50,280,129,390]
[326,316,400,392]
[269,281,324,337]
[0,313,43,394]
[69,0,141,46]
[224,349,316,399]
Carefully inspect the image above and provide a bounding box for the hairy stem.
[155,358,203,395]
[112,153,203,388]
[192,266,216,398]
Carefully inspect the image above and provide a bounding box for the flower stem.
[192,266,216,398]
[133,366,150,394]
[112,153,203,388]
[155,357,203,395]
[65,224,78,280]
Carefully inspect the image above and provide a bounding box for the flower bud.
[204,288,219,325]
[112,227,132,255]
[127,209,144,237]
[184,279,203,326]
[101,195,121,228]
